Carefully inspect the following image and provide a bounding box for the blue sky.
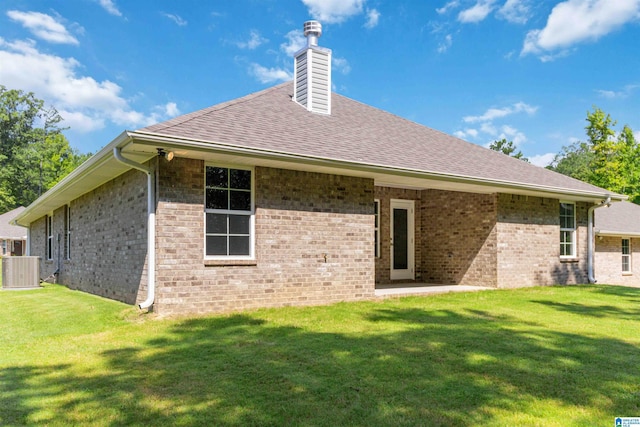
[1,0,639,167]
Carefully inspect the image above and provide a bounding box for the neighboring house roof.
[14,82,625,226]
[0,207,27,239]
[595,201,640,237]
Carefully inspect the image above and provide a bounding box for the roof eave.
[130,130,625,203]
[596,230,640,237]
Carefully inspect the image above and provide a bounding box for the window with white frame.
[46,214,53,260]
[1,240,6,256]
[65,205,71,260]
[205,165,253,257]
[374,200,380,258]
[560,202,576,257]
[622,238,631,273]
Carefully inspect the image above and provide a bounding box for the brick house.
[0,206,27,257]
[594,201,640,286]
[14,21,625,315]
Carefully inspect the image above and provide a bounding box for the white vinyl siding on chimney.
[294,47,332,115]
[293,20,331,115]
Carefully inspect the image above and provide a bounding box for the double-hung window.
[560,202,576,258]
[622,238,631,273]
[205,165,253,258]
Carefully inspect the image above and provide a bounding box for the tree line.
[0,85,90,212]
[491,107,640,204]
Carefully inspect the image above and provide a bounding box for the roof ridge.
[140,81,292,134]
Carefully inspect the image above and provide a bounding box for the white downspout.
[113,147,156,309]
[587,196,611,283]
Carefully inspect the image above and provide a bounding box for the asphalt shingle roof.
[0,207,27,239]
[141,82,611,196]
[595,201,640,235]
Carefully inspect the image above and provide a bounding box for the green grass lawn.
[1,284,640,426]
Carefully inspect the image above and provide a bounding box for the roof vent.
[294,20,331,115]
[303,20,322,46]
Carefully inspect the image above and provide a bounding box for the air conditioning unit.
[2,256,40,289]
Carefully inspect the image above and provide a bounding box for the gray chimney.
[293,20,332,115]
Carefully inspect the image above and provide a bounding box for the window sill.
[622,272,633,276]
[559,257,579,263]
[204,259,257,267]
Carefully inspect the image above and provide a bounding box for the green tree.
[0,85,89,210]
[548,141,594,183]
[489,138,529,162]
[548,107,640,203]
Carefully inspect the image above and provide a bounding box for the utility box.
[2,256,40,289]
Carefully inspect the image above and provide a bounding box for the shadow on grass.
[532,286,640,319]
[2,309,640,426]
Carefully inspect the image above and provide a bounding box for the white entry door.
[390,199,415,281]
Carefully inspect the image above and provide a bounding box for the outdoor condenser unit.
[1,256,40,289]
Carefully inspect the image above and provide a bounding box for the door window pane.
[393,208,408,270]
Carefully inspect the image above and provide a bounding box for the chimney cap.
[303,20,322,38]
[303,20,322,46]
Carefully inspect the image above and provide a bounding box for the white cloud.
[436,1,460,14]
[163,102,180,117]
[529,152,556,167]
[7,10,79,45]
[456,102,537,148]
[248,63,292,83]
[0,37,177,132]
[302,0,365,23]
[480,122,497,136]
[497,0,531,24]
[437,34,453,53]
[281,29,307,56]
[499,124,527,145]
[98,0,122,17]
[458,0,497,23]
[364,8,380,28]
[236,30,268,50]
[454,128,479,139]
[522,0,640,57]
[596,84,639,99]
[162,13,187,26]
[463,102,538,123]
[58,109,105,133]
[332,57,351,74]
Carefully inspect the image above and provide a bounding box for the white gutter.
[129,130,627,203]
[588,197,611,283]
[113,147,156,310]
[596,230,640,238]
